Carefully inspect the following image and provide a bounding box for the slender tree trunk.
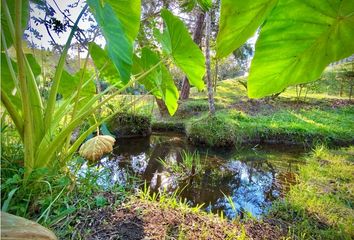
[180,12,205,100]
[214,58,218,92]
[205,12,215,115]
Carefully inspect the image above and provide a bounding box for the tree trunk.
[214,58,218,92]
[155,98,169,117]
[205,12,215,115]
[180,12,205,100]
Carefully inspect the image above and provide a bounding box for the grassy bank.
[269,146,354,239]
[152,78,354,147]
[186,106,354,147]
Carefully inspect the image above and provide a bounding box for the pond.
[78,132,305,219]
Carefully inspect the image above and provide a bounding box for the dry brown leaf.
[79,135,116,161]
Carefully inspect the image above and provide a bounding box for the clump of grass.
[178,99,225,114]
[138,182,205,214]
[159,151,203,179]
[186,112,240,147]
[269,146,354,239]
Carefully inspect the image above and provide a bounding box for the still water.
[78,132,305,219]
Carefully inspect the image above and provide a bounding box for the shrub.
[186,112,239,147]
[107,112,151,138]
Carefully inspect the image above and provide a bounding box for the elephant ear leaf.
[89,42,123,87]
[104,0,141,42]
[216,0,278,58]
[1,53,22,110]
[87,0,140,83]
[133,48,179,115]
[160,9,205,91]
[1,0,29,50]
[25,54,41,77]
[248,0,354,98]
[58,70,96,100]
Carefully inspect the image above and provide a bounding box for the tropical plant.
[216,0,354,98]
[1,0,205,180]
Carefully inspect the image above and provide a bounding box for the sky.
[26,0,105,55]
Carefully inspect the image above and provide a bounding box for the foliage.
[88,42,122,86]
[87,0,141,83]
[216,0,277,58]
[180,0,212,12]
[159,9,206,91]
[269,146,354,239]
[1,0,205,180]
[217,0,354,98]
[133,48,179,115]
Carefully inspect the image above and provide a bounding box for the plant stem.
[14,0,34,178]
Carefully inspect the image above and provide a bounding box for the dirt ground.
[73,198,286,240]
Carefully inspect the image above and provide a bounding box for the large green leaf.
[25,54,41,77]
[248,0,354,98]
[88,42,122,86]
[1,0,29,50]
[87,0,135,83]
[105,0,141,42]
[133,48,179,115]
[181,0,212,12]
[216,0,278,58]
[58,70,96,99]
[0,53,40,110]
[160,9,205,91]
[0,53,22,110]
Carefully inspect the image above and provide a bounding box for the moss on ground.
[269,146,354,239]
[108,112,152,138]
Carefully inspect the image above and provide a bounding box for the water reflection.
[79,132,304,219]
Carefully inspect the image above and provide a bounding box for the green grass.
[159,151,203,179]
[186,106,354,147]
[269,146,354,239]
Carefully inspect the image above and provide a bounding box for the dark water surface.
[79,132,305,219]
